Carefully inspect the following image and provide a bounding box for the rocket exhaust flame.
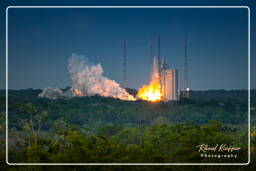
[137,81,162,102]
[137,56,162,102]
[73,89,83,96]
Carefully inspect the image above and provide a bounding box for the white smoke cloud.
[39,87,77,99]
[39,54,135,100]
[68,54,135,100]
[38,87,64,99]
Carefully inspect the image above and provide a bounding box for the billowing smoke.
[68,54,135,100]
[38,87,64,99]
[38,87,77,99]
[39,54,135,101]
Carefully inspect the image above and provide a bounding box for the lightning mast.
[149,40,154,79]
[158,35,161,72]
[184,34,189,98]
[122,38,127,88]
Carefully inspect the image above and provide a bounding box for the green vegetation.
[0,89,255,170]
[2,89,253,130]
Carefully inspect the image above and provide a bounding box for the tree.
[96,124,123,137]
[34,110,48,144]
[153,116,168,125]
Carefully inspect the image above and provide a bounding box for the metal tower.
[158,35,162,97]
[149,40,154,79]
[158,35,161,72]
[122,38,127,88]
[184,34,190,98]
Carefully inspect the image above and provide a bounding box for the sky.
[0,0,255,91]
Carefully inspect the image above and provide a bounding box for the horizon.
[1,88,253,91]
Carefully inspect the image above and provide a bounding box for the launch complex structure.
[153,36,179,101]
[123,35,190,101]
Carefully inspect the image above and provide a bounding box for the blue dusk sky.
[0,0,255,90]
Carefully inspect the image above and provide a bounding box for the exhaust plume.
[39,87,77,99]
[68,54,135,100]
[38,87,63,99]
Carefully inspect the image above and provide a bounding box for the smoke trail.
[68,54,135,100]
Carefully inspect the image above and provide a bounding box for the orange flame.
[137,74,162,102]
[121,94,136,101]
[74,89,83,96]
